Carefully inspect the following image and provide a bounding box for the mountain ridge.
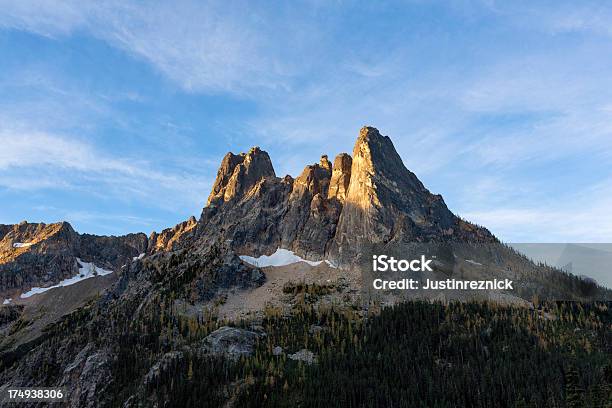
[190,126,496,264]
[0,125,610,408]
[2,126,608,301]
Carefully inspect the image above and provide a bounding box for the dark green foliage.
[2,270,610,408]
[228,301,611,408]
[108,300,610,407]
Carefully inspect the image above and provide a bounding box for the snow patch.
[465,259,483,266]
[12,242,33,248]
[239,248,337,268]
[133,253,145,261]
[2,298,11,305]
[324,260,338,268]
[20,258,113,299]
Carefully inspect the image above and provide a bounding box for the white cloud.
[0,128,127,172]
[462,179,612,242]
[0,0,89,37]
[0,126,212,212]
[0,1,293,94]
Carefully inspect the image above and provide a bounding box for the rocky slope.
[0,221,147,297]
[0,242,265,407]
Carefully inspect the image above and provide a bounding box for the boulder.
[201,326,265,360]
[288,349,317,364]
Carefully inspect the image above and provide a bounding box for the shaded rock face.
[201,326,264,360]
[196,252,265,301]
[61,344,112,408]
[0,225,11,241]
[194,126,495,265]
[144,351,184,386]
[79,233,148,269]
[0,221,149,296]
[280,157,338,258]
[199,177,294,256]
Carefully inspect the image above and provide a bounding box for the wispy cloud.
[0,126,212,211]
[0,1,296,94]
[462,179,612,242]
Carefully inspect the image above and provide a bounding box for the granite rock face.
[199,175,294,256]
[207,147,276,206]
[331,127,483,261]
[193,126,495,265]
[280,156,337,258]
[61,344,113,408]
[79,233,148,269]
[328,153,352,202]
[201,326,264,360]
[148,216,197,253]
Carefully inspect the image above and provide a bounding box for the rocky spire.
[333,126,456,252]
[207,147,275,206]
[280,159,333,248]
[291,161,332,199]
[319,155,332,172]
[328,153,352,202]
[196,126,494,262]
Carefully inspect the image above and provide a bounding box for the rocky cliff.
[0,221,147,297]
[148,216,198,253]
[193,126,495,264]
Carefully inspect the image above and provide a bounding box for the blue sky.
[1,0,612,242]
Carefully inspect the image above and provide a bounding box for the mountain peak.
[320,155,332,172]
[207,147,275,206]
[332,126,462,253]
[197,126,495,262]
[358,125,383,139]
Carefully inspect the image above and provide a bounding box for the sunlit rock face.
[207,147,276,206]
[148,216,198,253]
[192,126,495,266]
[333,126,460,257]
[328,153,352,202]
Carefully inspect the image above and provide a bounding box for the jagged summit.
[195,126,495,264]
[334,126,459,253]
[207,146,275,206]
